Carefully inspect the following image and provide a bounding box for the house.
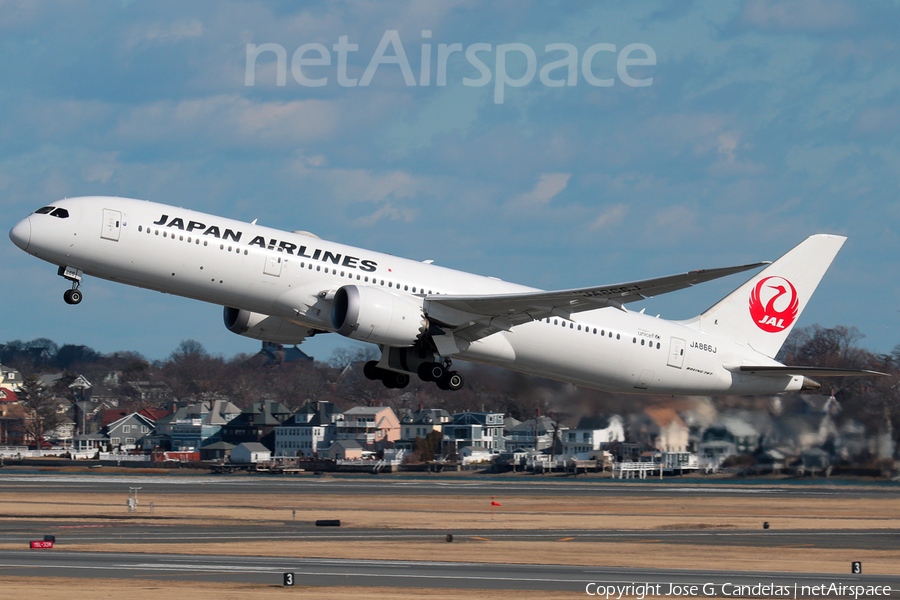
[230,442,271,464]
[274,401,339,458]
[200,441,234,461]
[220,400,292,451]
[459,445,494,464]
[322,439,364,460]
[257,341,314,365]
[0,402,26,445]
[156,399,241,451]
[46,417,76,447]
[505,415,565,452]
[397,407,451,451]
[335,406,400,451]
[0,364,22,392]
[635,407,690,453]
[74,412,156,452]
[698,416,760,465]
[442,411,506,454]
[125,380,173,402]
[561,415,625,458]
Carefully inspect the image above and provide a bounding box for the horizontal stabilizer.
[732,365,887,377]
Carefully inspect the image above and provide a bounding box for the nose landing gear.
[58,265,84,305]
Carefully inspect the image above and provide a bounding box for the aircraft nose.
[9,217,31,251]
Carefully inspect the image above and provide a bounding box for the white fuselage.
[11,196,802,395]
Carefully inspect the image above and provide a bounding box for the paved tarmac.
[1,520,898,551]
[1,549,899,596]
[1,472,898,498]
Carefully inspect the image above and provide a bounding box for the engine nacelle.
[223,307,313,344]
[331,285,427,347]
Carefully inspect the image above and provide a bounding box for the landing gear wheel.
[391,372,410,389]
[363,361,380,380]
[417,362,445,382]
[438,371,464,391]
[381,371,410,389]
[63,289,83,305]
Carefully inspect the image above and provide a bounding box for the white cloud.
[352,202,419,227]
[590,204,628,230]
[110,95,340,148]
[508,173,571,210]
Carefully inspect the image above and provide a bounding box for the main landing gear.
[58,265,84,305]
[363,358,465,391]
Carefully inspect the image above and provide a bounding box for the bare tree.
[17,373,64,446]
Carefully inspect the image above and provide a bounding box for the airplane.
[8,196,883,395]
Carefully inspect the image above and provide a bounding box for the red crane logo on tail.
[749,276,799,333]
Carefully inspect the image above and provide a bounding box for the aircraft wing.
[425,261,769,344]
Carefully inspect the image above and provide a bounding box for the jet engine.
[223,307,314,344]
[331,285,427,347]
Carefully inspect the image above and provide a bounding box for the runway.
[1,520,898,551]
[1,549,898,595]
[1,472,898,499]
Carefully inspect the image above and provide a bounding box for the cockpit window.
[33,206,69,218]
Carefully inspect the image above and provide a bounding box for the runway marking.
[0,561,593,584]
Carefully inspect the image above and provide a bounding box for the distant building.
[322,439,364,460]
[0,364,22,392]
[74,412,156,452]
[274,401,340,458]
[505,415,565,452]
[397,407,451,451]
[230,442,271,464]
[220,400,292,451]
[156,400,241,451]
[335,406,400,452]
[443,411,505,454]
[561,415,625,458]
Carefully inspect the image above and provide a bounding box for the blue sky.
[2,0,899,362]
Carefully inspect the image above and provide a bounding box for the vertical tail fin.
[697,234,846,358]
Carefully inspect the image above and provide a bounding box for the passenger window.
[138,225,143,232]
